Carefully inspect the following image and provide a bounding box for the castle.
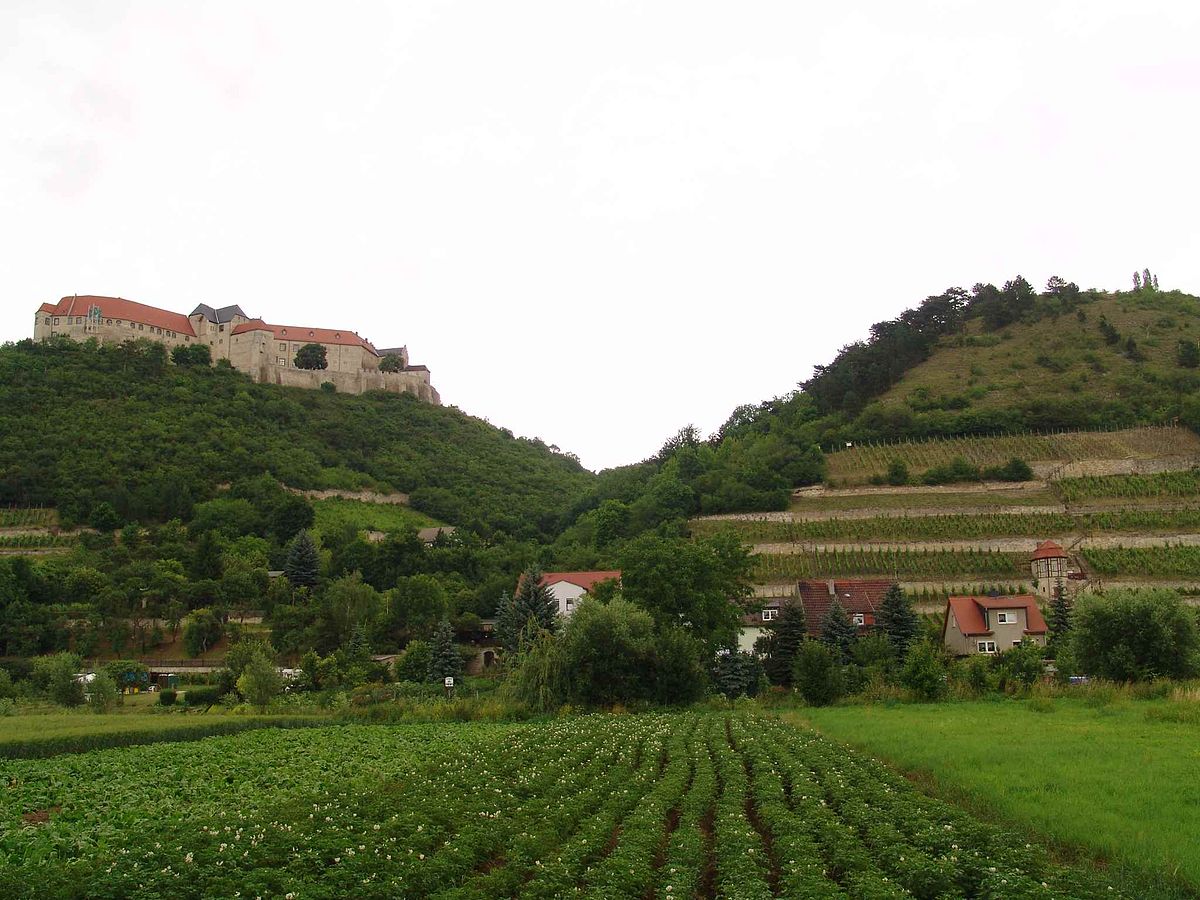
[33,295,439,403]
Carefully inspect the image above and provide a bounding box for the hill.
[0,338,594,539]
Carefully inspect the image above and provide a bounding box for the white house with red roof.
[942,594,1048,656]
[537,571,622,617]
[33,294,438,402]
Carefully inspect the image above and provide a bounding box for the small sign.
[444,676,455,688]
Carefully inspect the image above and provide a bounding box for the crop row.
[0,713,1126,898]
[0,507,56,528]
[827,425,1194,483]
[1081,544,1200,578]
[1057,469,1200,502]
[697,507,1200,544]
[755,548,1028,581]
[0,533,76,550]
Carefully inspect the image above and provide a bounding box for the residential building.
[738,579,896,654]
[536,571,622,618]
[942,594,1048,656]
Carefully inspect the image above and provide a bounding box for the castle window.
[76,317,83,324]
[219,324,224,332]
[106,319,112,325]
[139,324,144,330]
[276,357,286,365]
[279,342,286,351]
[44,317,50,325]
[54,318,59,325]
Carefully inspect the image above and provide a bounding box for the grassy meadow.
[794,697,1200,895]
[311,497,441,536]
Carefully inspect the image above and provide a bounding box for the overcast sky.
[3,2,1198,470]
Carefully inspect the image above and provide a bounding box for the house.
[535,571,622,617]
[942,594,1048,656]
[418,526,457,545]
[738,579,896,654]
[797,579,895,636]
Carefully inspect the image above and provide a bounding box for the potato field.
[0,713,1122,899]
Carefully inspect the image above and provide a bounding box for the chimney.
[827,580,836,597]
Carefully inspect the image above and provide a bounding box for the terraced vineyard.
[0,507,56,528]
[693,507,1200,543]
[755,547,1027,581]
[0,713,1126,898]
[0,532,75,551]
[826,425,1200,486]
[1057,469,1200,502]
[1081,544,1200,578]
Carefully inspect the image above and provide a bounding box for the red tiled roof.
[539,571,622,592]
[231,319,378,353]
[797,579,894,636]
[45,296,195,336]
[944,595,1047,638]
[1031,539,1068,561]
[37,303,56,314]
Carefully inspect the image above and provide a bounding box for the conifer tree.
[497,565,559,653]
[1048,580,1073,653]
[1143,267,1153,290]
[427,619,463,683]
[763,601,808,686]
[820,597,858,664]
[876,583,920,659]
[284,530,319,587]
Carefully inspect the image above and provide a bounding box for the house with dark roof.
[33,294,439,402]
[942,594,1048,656]
[797,579,895,635]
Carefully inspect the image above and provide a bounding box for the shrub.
[31,653,84,707]
[982,457,1034,482]
[183,685,223,708]
[86,670,120,713]
[159,689,177,707]
[236,651,284,710]
[901,641,948,701]
[320,381,336,393]
[993,640,1046,692]
[1071,589,1200,681]
[393,641,432,683]
[793,641,843,706]
[885,459,910,486]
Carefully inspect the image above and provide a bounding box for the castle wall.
[271,367,439,402]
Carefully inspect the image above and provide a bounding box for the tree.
[712,650,766,699]
[284,531,320,587]
[88,502,122,532]
[820,597,857,663]
[182,608,223,657]
[1047,581,1072,654]
[87,669,120,713]
[1133,270,1142,291]
[497,566,559,653]
[885,459,909,486]
[393,640,431,682]
[618,532,753,652]
[294,343,328,370]
[31,652,84,707]
[876,584,919,659]
[379,354,403,373]
[427,619,463,683]
[236,650,283,710]
[319,573,381,651]
[793,641,842,706]
[762,601,807,686]
[1071,589,1200,681]
[901,640,948,701]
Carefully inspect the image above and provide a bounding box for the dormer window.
[852,613,865,626]
[762,608,778,622]
[996,611,1017,625]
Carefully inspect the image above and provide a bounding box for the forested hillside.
[0,338,593,538]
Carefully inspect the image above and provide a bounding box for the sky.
[3,2,1199,471]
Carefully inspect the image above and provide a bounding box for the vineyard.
[825,425,1200,485]
[693,507,1200,544]
[754,548,1027,582]
[1081,544,1200,578]
[0,507,56,528]
[0,713,1124,899]
[0,533,75,551]
[1057,469,1200,502]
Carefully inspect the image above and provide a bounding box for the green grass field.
[311,497,441,536]
[796,698,1200,895]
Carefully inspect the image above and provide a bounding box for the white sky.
[3,2,1199,471]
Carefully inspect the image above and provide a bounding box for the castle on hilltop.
[33,295,439,403]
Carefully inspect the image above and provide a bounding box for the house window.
[852,613,866,626]
[977,641,997,654]
[565,599,574,612]
[1013,640,1023,647]
[762,608,779,622]
[996,612,1017,625]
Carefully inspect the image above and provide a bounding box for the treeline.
[0,337,594,539]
